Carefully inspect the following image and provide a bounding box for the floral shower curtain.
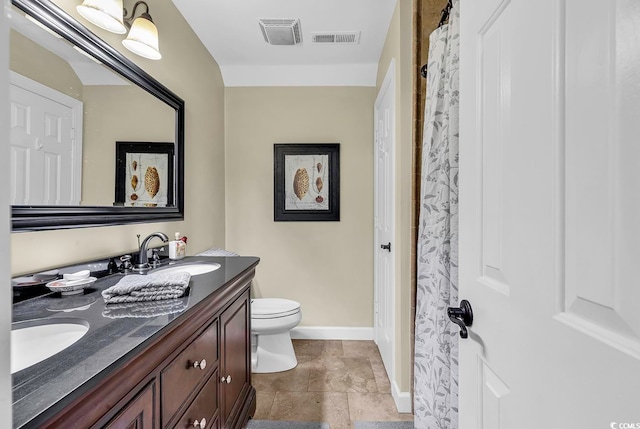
[414,1,460,428]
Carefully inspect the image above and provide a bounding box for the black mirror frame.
[11,0,185,231]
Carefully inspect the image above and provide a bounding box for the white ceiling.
[171,0,398,87]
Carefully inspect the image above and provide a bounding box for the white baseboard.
[290,326,374,340]
[392,380,413,414]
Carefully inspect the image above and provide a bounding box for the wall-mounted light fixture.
[76,0,161,60]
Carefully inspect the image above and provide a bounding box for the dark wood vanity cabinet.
[219,294,251,428]
[38,270,256,429]
[160,320,218,426]
[105,381,155,429]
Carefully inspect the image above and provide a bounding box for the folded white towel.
[102,271,191,304]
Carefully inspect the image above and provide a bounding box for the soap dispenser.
[169,232,186,260]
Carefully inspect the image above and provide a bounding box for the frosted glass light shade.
[122,16,161,60]
[77,0,126,34]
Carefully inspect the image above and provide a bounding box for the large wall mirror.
[9,0,184,231]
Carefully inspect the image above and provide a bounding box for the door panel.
[374,60,395,377]
[560,0,640,358]
[479,359,509,429]
[460,0,640,426]
[478,1,512,296]
[9,73,81,205]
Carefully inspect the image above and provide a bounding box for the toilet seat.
[251,298,300,319]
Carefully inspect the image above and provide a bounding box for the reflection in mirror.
[9,0,184,231]
[9,5,174,207]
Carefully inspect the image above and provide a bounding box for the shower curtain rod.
[420,0,453,79]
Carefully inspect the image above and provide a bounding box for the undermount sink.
[157,263,221,276]
[11,318,89,374]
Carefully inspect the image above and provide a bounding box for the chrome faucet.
[134,232,169,273]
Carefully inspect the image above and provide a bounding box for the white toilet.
[251,298,302,373]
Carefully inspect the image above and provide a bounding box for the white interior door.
[10,72,82,205]
[374,60,395,377]
[459,0,640,427]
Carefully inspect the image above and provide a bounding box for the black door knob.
[447,300,473,338]
[380,242,391,252]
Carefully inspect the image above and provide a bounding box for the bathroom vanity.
[12,256,259,429]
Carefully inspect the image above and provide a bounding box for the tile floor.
[252,339,413,429]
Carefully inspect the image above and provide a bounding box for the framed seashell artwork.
[274,143,340,221]
[115,142,175,208]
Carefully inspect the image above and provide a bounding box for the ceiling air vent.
[258,19,302,45]
[311,31,361,44]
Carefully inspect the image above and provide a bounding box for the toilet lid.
[251,298,300,319]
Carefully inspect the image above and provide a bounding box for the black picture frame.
[115,142,175,207]
[274,143,340,221]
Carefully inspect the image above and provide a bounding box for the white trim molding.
[221,63,378,87]
[0,2,12,423]
[392,380,412,414]
[290,326,374,340]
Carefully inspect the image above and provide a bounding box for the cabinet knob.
[193,418,207,428]
[220,375,232,384]
[192,359,207,370]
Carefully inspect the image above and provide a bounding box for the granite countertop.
[12,255,259,429]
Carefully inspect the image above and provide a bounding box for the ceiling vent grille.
[311,31,361,44]
[259,19,302,45]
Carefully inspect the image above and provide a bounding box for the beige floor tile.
[343,340,391,393]
[308,356,378,393]
[296,353,331,371]
[369,358,392,394]
[268,391,351,429]
[252,340,413,426]
[292,339,344,357]
[348,392,414,422]
[254,390,275,419]
[252,365,310,392]
[342,340,380,358]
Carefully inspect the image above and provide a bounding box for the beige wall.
[81,85,174,205]
[11,0,226,274]
[376,0,414,395]
[225,86,376,328]
[10,30,83,100]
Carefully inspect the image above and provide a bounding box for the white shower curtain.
[414,1,460,428]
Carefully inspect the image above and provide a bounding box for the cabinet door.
[219,291,251,427]
[161,320,218,425]
[105,381,155,429]
[174,370,219,429]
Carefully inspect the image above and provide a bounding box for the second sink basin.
[12,318,89,374]
[157,263,221,276]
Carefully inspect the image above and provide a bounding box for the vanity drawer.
[174,371,219,429]
[161,320,218,423]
